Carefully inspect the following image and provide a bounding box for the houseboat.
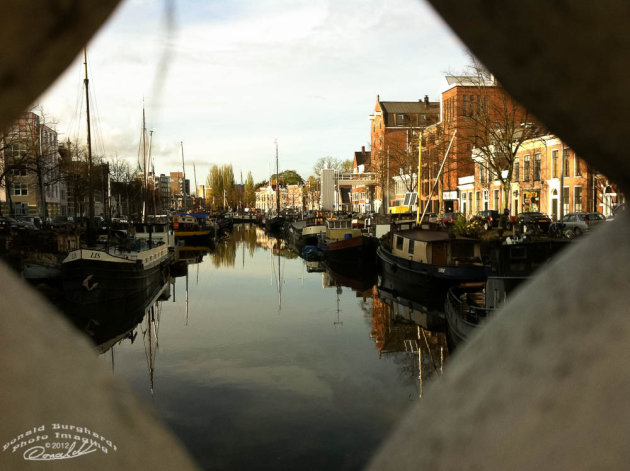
[174,213,215,245]
[376,229,488,296]
[321,217,378,268]
[62,223,173,305]
[444,238,569,347]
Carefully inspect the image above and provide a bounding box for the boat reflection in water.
[55,279,170,354]
[371,286,449,397]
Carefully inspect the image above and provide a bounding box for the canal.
[71,224,447,470]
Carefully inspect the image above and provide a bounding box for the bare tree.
[313,156,343,177]
[454,62,545,211]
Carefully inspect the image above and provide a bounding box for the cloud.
[38,0,469,183]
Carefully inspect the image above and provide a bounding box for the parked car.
[471,209,500,230]
[52,216,75,228]
[517,212,552,233]
[441,212,464,226]
[17,216,42,229]
[558,212,606,238]
[0,217,17,232]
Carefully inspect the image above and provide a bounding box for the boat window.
[451,241,474,259]
[408,240,415,255]
[396,236,404,250]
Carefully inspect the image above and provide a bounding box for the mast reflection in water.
[47,224,452,470]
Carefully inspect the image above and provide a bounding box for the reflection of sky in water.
[100,228,419,470]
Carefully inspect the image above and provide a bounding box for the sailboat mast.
[148,129,157,217]
[180,141,186,212]
[83,48,95,222]
[193,162,197,209]
[142,106,147,223]
[275,139,280,214]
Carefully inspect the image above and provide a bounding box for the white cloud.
[38,0,469,184]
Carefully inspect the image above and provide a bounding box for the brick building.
[1,111,66,218]
[370,95,440,212]
[462,135,623,219]
[419,75,531,214]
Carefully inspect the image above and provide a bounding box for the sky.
[38,0,470,186]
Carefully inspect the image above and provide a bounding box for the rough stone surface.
[0,0,121,132]
[370,214,630,470]
[369,4,630,467]
[0,263,200,470]
[0,2,200,469]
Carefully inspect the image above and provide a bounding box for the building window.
[563,149,571,177]
[475,190,480,211]
[513,157,519,181]
[469,95,475,118]
[462,95,468,118]
[523,154,530,182]
[575,156,582,176]
[493,189,500,210]
[8,143,27,158]
[575,186,583,212]
[12,183,28,196]
[551,150,559,178]
[396,114,406,126]
[480,165,486,185]
[533,153,541,181]
[12,167,27,176]
[563,187,570,214]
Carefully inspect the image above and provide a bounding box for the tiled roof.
[380,101,440,115]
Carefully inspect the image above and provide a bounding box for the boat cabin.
[391,229,482,266]
[325,218,362,242]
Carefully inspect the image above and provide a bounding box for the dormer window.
[396,114,406,126]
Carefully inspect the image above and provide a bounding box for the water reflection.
[371,285,449,398]
[39,224,460,469]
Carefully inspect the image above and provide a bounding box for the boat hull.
[376,245,488,301]
[324,235,378,265]
[444,284,491,347]
[62,250,171,305]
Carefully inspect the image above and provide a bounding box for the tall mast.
[83,48,95,222]
[142,105,147,223]
[148,129,155,217]
[275,139,280,214]
[180,141,186,212]
[193,162,197,209]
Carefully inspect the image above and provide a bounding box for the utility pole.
[559,142,565,221]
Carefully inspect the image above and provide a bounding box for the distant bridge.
[336,172,378,187]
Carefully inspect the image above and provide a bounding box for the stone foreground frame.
[370,1,630,469]
[0,1,628,470]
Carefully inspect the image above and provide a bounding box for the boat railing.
[447,287,492,326]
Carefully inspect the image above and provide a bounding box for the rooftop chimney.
[377,94,380,102]
[362,146,365,153]
[424,95,429,105]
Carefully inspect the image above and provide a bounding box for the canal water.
[79,224,447,470]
